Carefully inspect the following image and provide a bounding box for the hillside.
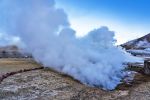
[121,33,150,50]
[0,45,32,58]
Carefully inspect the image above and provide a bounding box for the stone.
[144,60,150,75]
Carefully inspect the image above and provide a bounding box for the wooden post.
[144,60,150,75]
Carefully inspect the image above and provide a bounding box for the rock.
[144,60,150,75]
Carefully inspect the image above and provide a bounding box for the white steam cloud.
[0,0,136,90]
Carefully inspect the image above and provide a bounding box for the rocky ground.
[0,58,150,100]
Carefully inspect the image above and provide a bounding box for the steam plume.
[0,0,135,90]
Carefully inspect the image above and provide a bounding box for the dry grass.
[0,58,42,75]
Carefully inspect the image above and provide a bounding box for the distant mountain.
[121,33,150,50]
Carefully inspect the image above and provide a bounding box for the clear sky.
[56,0,150,44]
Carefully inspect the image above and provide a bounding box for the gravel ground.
[0,69,128,100]
[0,58,150,100]
[0,69,150,100]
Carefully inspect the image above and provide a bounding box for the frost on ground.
[0,69,150,100]
[0,58,149,100]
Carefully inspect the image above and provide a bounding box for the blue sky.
[56,0,150,44]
